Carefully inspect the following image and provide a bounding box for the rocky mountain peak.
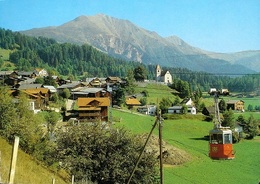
[20,14,259,73]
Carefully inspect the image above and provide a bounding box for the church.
[155,65,173,84]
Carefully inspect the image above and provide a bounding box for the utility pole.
[158,110,164,184]
[127,109,164,184]
[127,117,159,184]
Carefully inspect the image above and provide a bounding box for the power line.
[171,72,260,76]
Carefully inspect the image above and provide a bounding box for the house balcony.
[79,112,101,117]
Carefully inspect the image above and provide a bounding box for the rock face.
[21,14,259,73]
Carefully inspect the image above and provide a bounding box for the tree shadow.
[190,135,209,141]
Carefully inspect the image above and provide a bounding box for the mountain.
[21,14,259,74]
[202,50,260,72]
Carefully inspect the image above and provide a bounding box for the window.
[29,102,34,110]
[224,134,231,144]
[210,134,223,144]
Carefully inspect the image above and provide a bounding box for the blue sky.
[0,0,259,53]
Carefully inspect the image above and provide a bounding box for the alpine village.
[0,15,260,184]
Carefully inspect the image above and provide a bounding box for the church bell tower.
[156,65,161,82]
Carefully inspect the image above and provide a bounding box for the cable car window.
[210,134,218,144]
[210,134,223,144]
[224,134,231,144]
[217,134,223,144]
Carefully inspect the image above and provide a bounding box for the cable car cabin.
[209,127,235,159]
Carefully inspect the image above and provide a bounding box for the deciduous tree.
[0,88,44,153]
[159,97,172,114]
[56,125,158,183]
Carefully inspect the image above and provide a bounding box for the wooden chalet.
[71,87,111,99]
[18,77,36,85]
[22,90,46,111]
[17,71,37,78]
[10,89,46,112]
[0,71,19,86]
[77,97,110,122]
[202,106,216,117]
[4,76,22,86]
[105,76,122,84]
[226,100,244,111]
[17,83,43,89]
[57,82,87,94]
[0,71,18,78]
[21,88,51,104]
[85,77,106,88]
[125,98,141,108]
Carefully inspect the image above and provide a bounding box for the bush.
[232,132,241,143]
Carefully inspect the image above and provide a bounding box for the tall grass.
[0,138,68,184]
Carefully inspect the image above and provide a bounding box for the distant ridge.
[21,14,260,73]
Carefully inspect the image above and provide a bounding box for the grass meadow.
[0,48,11,60]
[0,138,68,184]
[1,82,259,183]
[112,109,260,184]
[134,83,176,105]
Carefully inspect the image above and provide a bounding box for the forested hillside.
[0,28,140,78]
[0,28,259,93]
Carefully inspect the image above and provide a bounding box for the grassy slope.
[0,48,11,60]
[112,109,260,184]
[0,138,68,184]
[113,84,260,184]
[0,48,16,70]
[134,83,176,104]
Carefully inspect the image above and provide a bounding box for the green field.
[134,83,176,104]
[1,82,259,183]
[0,48,11,60]
[112,109,260,184]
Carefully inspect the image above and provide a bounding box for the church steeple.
[155,65,161,82]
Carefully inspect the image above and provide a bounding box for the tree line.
[0,28,259,93]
